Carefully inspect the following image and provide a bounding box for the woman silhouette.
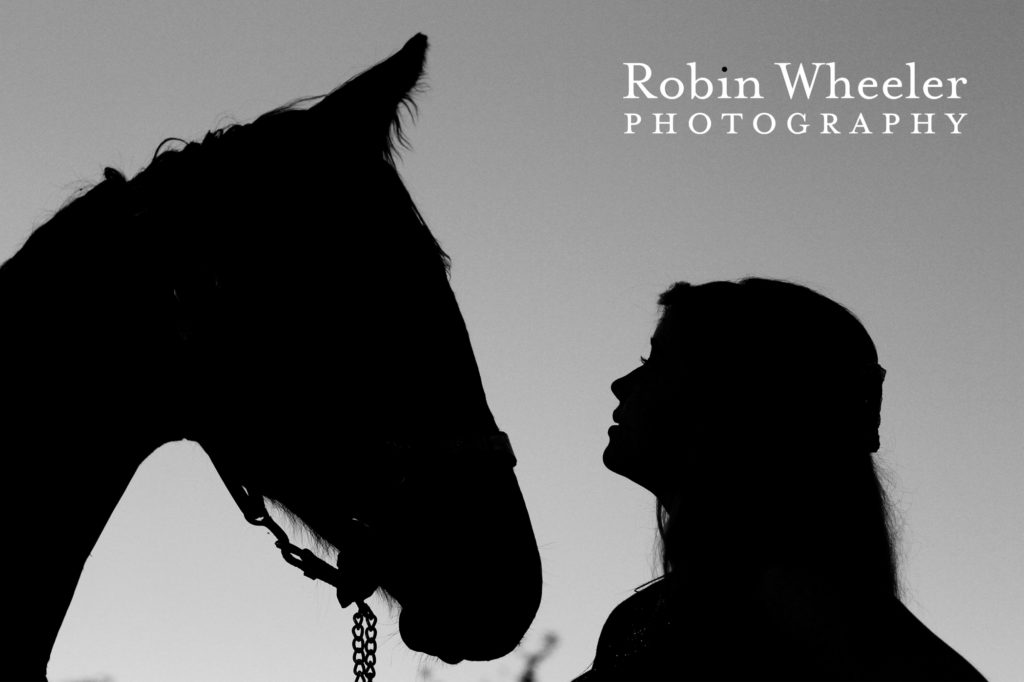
[577,279,985,681]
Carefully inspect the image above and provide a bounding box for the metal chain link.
[352,600,378,682]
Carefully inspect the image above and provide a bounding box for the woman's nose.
[610,365,641,400]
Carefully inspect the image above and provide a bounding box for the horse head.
[126,35,541,664]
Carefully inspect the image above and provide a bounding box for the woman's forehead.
[652,309,686,347]
[650,308,725,365]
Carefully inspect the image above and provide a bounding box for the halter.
[166,265,518,678]
[208,431,516,681]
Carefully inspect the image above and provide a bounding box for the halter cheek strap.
[210,432,516,592]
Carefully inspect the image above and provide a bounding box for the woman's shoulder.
[578,573,987,681]
[603,578,669,628]
[575,579,674,681]
[579,577,782,680]
[869,598,987,681]
[759,567,986,680]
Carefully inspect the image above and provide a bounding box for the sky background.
[1,2,1021,680]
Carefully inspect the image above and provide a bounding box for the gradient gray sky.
[2,2,1021,680]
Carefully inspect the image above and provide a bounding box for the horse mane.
[2,34,448,298]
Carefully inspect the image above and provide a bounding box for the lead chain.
[352,600,378,682]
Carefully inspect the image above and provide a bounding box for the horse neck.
[0,183,185,680]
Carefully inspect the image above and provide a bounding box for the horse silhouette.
[0,34,542,681]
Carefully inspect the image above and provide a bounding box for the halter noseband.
[209,431,516,599]
[207,431,517,681]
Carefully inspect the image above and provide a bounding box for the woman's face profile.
[604,311,690,498]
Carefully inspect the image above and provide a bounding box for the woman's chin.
[602,447,621,474]
[603,433,632,476]
[604,442,661,496]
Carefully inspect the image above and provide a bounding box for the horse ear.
[314,33,428,156]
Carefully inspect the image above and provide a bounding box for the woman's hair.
[653,277,900,598]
